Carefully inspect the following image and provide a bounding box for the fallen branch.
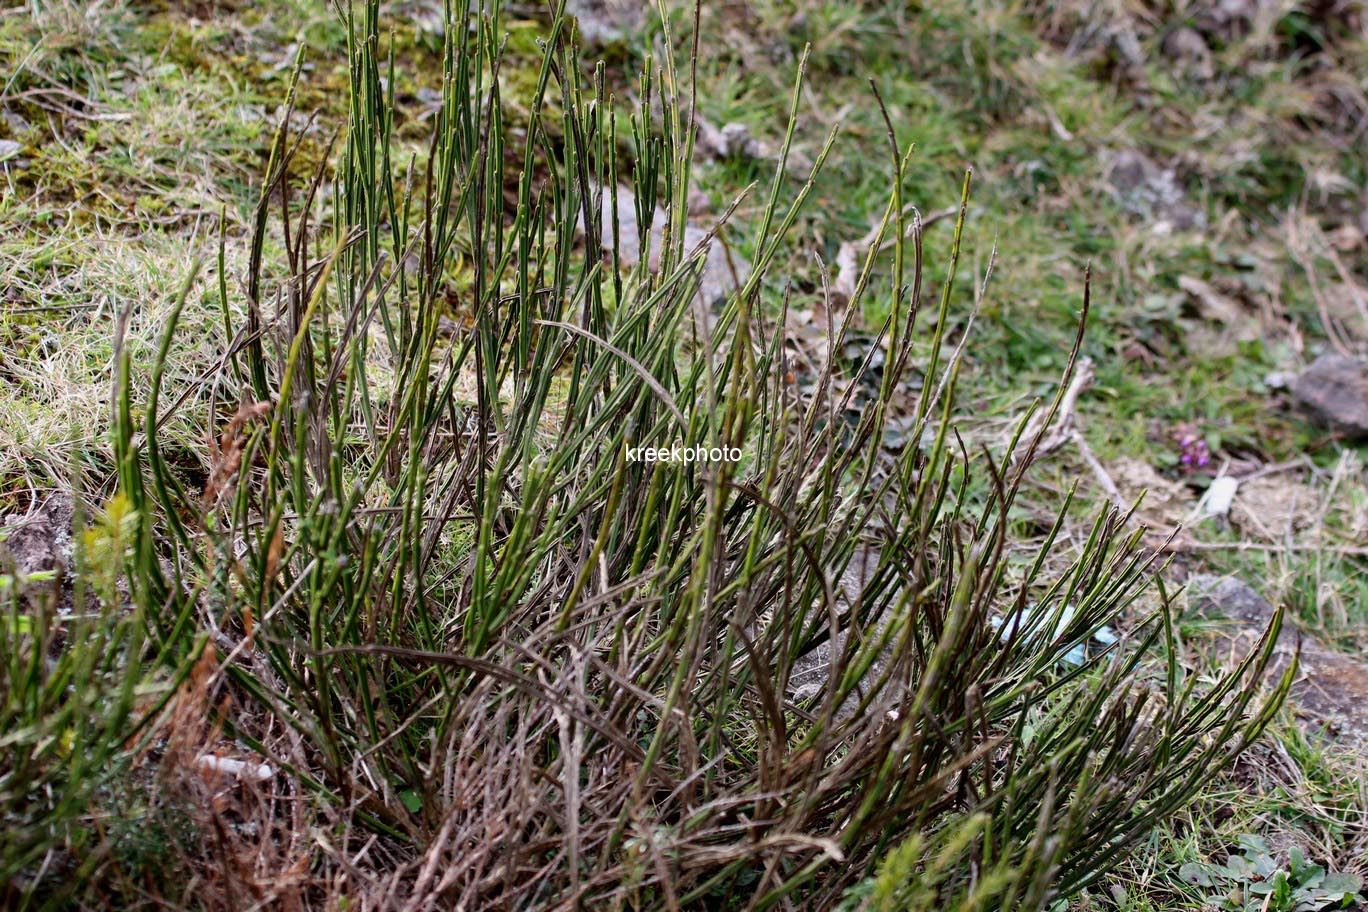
[1072,428,1128,514]
[1008,356,1133,518]
[1015,355,1095,460]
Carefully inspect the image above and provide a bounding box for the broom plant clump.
[14,0,1292,907]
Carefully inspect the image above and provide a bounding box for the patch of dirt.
[1109,457,1192,531]
[1230,475,1320,539]
[1189,575,1368,750]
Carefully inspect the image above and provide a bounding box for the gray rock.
[682,224,750,314]
[1,495,75,615]
[1290,354,1368,440]
[1194,0,1267,38]
[787,546,890,712]
[2,110,31,137]
[1,495,74,579]
[595,184,750,319]
[1189,575,1291,635]
[565,0,644,47]
[1161,27,1213,79]
[697,120,768,162]
[1110,27,1147,72]
[1104,149,1206,233]
[1189,574,1368,747]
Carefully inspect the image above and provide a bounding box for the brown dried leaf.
[203,400,273,508]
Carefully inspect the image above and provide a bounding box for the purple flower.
[1172,424,1211,470]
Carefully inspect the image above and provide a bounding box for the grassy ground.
[668,3,1368,900]
[1,0,1365,907]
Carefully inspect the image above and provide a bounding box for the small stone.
[682,224,749,313]
[1161,27,1213,79]
[1188,575,1285,630]
[592,185,751,319]
[1,495,74,579]
[1189,575,1368,747]
[693,118,810,173]
[1104,149,1206,233]
[1290,353,1368,439]
[565,0,644,48]
[1106,149,1155,194]
[2,111,31,137]
[696,119,765,161]
[1193,0,1268,39]
[718,122,761,159]
[1264,370,1295,389]
[1111,27,1147,71]
[0,140,21,162]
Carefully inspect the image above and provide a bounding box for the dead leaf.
[265,524,284,588]
[203,400,273,508]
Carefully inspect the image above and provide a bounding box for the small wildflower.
[1172,423,1211,470]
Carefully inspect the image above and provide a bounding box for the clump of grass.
[0,493,173,907]
[76,0,1297,908]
